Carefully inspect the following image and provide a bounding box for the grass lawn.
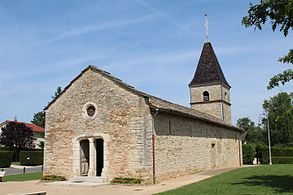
[11,162,21,165]
[4,172,42,182]
[157,165,293,195]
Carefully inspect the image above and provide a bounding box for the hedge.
[271,147,293,157]
[242,144,256,164]
[111,177,143,184]
[272,157,293,164]
[0,151,13,168]
[261,146,293,164]
[41,175,66,182]
[19,151,43,166]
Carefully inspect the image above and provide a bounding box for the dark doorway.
[95,139,104,176]
[211,143,216,169]
[80,140,89,176]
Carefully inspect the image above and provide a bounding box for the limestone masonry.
[44,41,244,184]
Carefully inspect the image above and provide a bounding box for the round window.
[86,105,96,117]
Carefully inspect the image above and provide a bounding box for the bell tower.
[189,41,232,124]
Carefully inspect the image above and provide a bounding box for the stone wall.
[44,69,153,182]
[154,113,241,182]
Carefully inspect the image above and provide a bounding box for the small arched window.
[203,91,210,102]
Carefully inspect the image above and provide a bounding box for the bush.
[260,146,269,164]
[271,147,293,157]
[242,144,256,164]
[255,142,266,160]
[261,146,293,164]
[41,175,66,182]
[111,177,143,184]
[275,142,293,147]
[19,151,43,166]
[0,147,10,151]
[272,157,293,164]
[0,151,13,168]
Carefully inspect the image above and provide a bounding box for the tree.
[262,92,293,145]
[52,86,62,100]
[237,117,256,131]
[31,111,45,128]
[242,0,293,89]
[31,86,62,128]
[237,117,265,143]
[0,121,36,160]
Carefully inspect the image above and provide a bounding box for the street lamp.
[259,112,272,165]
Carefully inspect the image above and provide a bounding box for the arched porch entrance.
[72,133,109,180]
[78,138,104,177]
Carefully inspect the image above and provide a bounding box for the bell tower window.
[203,91,210,102]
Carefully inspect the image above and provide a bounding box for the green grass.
[11,162,21,165]
[157,165,293,195]
[4,172,42,182]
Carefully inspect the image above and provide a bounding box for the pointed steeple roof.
[189,42,230,88]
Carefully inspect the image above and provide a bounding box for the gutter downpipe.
[152,108,159,184]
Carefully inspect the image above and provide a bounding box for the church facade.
[43,41,244,184]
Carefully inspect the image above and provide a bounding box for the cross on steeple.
[204,14,209,42]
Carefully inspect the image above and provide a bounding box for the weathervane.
[204,14,209,42]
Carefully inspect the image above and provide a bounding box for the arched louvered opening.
[203,91,210,102]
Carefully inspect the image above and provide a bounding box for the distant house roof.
[189,42,230,88]
[0,120,44,133]
[45,65,243,133]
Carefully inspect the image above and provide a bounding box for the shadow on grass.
[233,175,293,193]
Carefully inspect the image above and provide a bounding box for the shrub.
[272,157,293,164]
[260,146,269,164]
[261,146,293,164]
[0,147,11,151]
[111,177,143,184]
[242,144,256,164]
[255,142,266,161]
[275,142,293,147]
[41,175,66,182]
[271,147,293,157]
[19,150,43,166]
[0,151,13,168]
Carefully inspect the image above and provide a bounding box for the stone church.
[43,41,244,184]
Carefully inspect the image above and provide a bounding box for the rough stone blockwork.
[44,69,153,182]
[43,66,243,184]
[154,113,241,182]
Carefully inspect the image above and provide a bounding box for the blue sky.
[0,0,292,125]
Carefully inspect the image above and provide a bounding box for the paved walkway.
[0,167,239,195]
[2,165,42,176]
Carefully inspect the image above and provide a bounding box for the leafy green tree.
[31,87,62,129]
[237,117,265,143]
[263,92,293,145]
[242,0,293,89]
[52,86,62,100]
[237,117,256,131]
[31,111,45,128]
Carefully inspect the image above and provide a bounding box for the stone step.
[70,176,107,183]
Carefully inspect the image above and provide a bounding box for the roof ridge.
[45,65,242,132]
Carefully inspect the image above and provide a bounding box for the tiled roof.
[45,65,243,133]
[0,120,44,133]
[189,42,230,87]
